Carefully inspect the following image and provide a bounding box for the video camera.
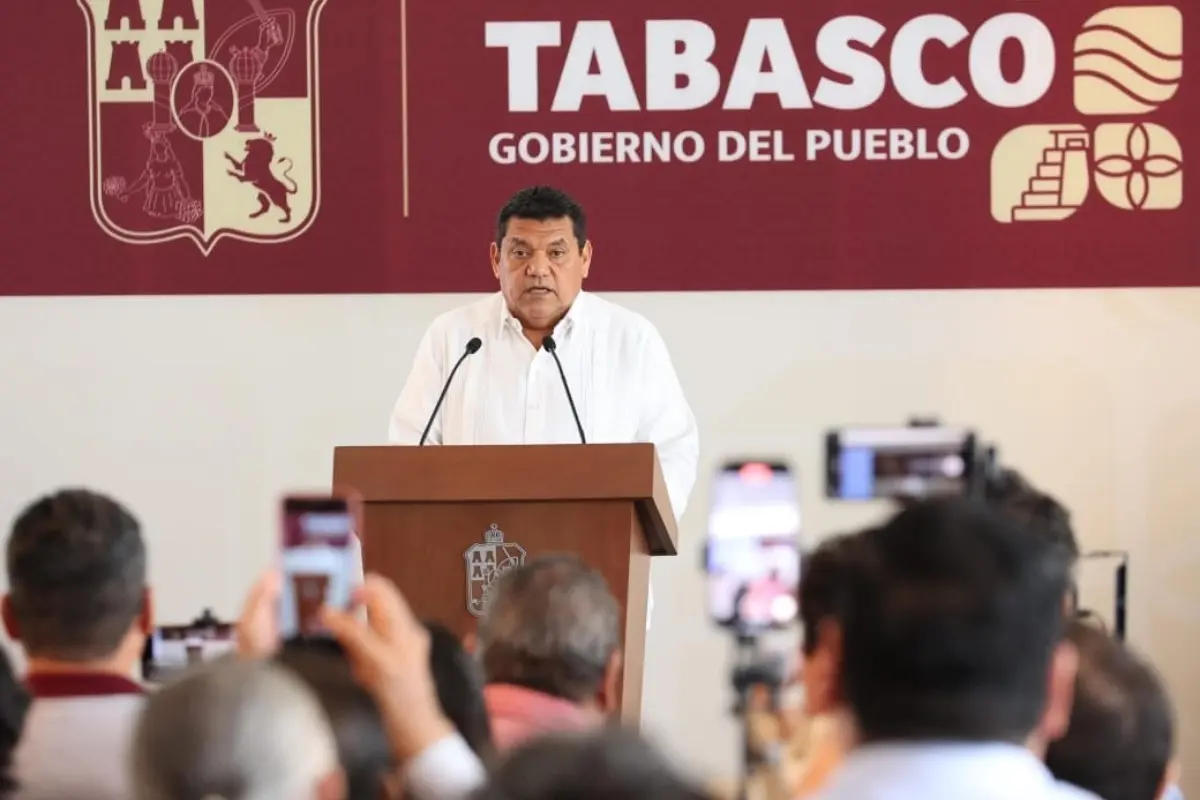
[824,417,1001,502]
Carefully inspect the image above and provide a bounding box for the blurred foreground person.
[424,622,493,761]
[478,555,622,751]
[4,489,152,800]
[1045,621,1179,800]
[131,658,342,800]
[274,622,493,800]
[276,640,394,800]
[0,648,29,798]
[815,498,1097,800]
[474,727,711,800]
[793,533,864,797]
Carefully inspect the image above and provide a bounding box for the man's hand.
[235,569,282,659]
[321,574,455,762]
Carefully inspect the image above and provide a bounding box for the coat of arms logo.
[78,0,329,255]
[464,524,527,618]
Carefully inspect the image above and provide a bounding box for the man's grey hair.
[478,554,621,703]
[131,657,339,800]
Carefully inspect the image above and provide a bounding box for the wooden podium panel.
[332,444,677,724]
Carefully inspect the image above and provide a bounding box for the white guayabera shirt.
[388,291,699,626]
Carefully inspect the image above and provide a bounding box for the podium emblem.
[464,524,527,618]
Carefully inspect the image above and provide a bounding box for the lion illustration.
[224,134,297,223]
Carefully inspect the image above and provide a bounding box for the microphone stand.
[543,334,586,444]
[729,630,785,800]
[418,337,481,446]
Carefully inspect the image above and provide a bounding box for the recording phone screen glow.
[279,497,356,638]
[705,461,801,630]
[826,427,974,500]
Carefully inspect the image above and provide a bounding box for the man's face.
[490,216,591,330]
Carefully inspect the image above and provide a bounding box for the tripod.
[729,633,787,800]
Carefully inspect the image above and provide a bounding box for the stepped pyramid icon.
[990,4,1183,224]
[1011,129,1093,221]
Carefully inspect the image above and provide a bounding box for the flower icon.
[1093,123,1183,211]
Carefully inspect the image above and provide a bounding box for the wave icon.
[1073,5,1182,116]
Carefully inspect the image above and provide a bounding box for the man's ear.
[805,619,844,716]
[315,766,346,800]
[580,240,593,279]
[1156,759,1181,800]
[490,242,501,279]
[138,586,154,637]
[598,649,623,715]
[1,595,19,641]
[1040,640,1080,744]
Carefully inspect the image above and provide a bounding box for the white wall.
[2,288,1199,790]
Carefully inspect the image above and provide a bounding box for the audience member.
[477,555,622,751]
[241,572,489,800]
[276,638,395,800]
[473,727,710,800]
[793,533,863,797]
[131,657,343,800]
[321,575,489,800]
[425,622,493,761]
[1045,620,1178,800]
[3,489,152,800]
[816,497,1096,800]
[0,648,29,798]
[275,624,493,799]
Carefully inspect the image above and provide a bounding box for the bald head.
[131,658,341,800]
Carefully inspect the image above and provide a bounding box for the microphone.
[418,337,482,446]
[542,335,586,444]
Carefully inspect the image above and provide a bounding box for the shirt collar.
[25,671,146,698]
[830,741,1072,795]
[483,683,596,729]
[496,291,589,341]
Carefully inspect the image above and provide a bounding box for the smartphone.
[825,426,977,500]
[279,493,360,639]
[705,460,802,631]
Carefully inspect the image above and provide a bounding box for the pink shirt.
[483,683,599,752]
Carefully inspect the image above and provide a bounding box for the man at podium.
[388,185,698,522]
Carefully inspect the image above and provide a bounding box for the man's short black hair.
[1045,621,1174,800]
[425,621,494,762]
[275,639,393,800]
[799,533,862,656]
[984,468,1079,561]
[495,186,587,250]
[840,497,1072,744]
[6,489,147,661]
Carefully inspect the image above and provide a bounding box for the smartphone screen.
[279,495,358,639]
[825,427,977,500]
[705,461,801,631]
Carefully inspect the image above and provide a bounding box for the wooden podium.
[331,443,678,723]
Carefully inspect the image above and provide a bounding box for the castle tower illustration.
[1011,129,1092,222]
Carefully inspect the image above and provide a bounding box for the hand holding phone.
[279,493,361,639]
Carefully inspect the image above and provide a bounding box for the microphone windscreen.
[466,337,482,354]
[543,335,557,353]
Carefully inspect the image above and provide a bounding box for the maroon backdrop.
[0,0,1192,295]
